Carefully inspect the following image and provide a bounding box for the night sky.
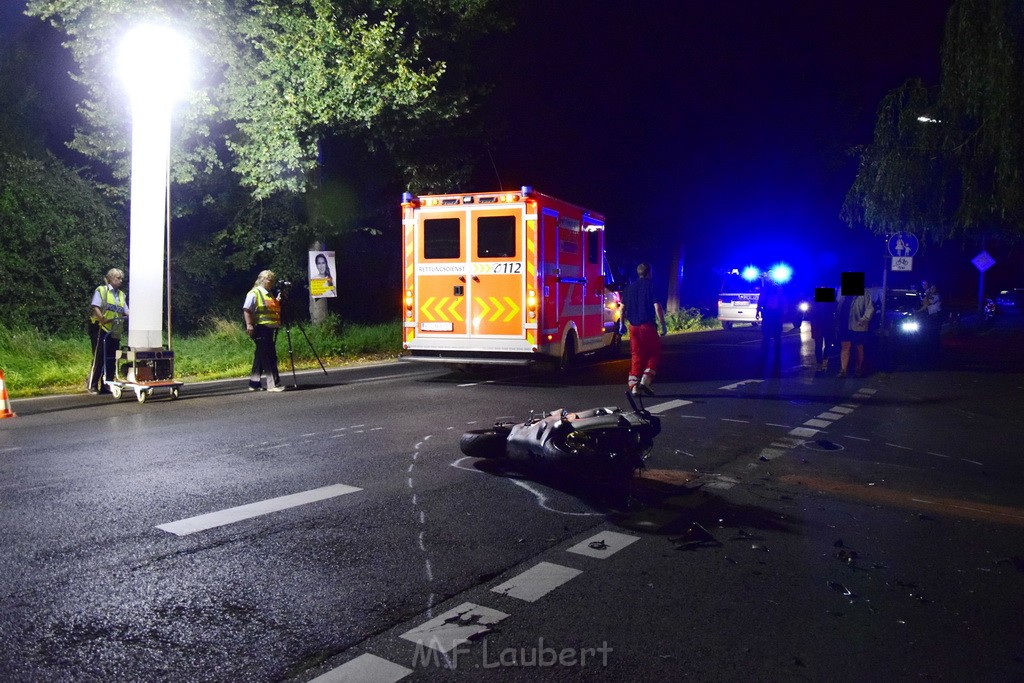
[475,0,954,302]
[4,1,968,304]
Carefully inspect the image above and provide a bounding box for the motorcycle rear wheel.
[459,428,511,459]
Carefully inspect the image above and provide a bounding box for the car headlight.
[798,302,809,313]
[900,319,920,333]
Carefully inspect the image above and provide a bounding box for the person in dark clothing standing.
[809,288,837,373]
[756,282,786,377]
[621,263,667,396]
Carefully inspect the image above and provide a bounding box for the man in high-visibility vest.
[87,268,129,394]
[242,269,285,392]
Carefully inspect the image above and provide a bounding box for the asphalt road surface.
[2,318,1023,681]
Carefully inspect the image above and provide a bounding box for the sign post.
[972,249,995,312]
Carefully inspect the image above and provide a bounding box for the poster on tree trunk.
[309,251,337,298]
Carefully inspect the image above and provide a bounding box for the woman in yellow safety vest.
[86,268,129,394]
[242,270,285,392]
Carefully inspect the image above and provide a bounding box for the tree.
[25,0,503,201]
[842,0,1024,243]
[0,151,127,334]
[0,20,127,335]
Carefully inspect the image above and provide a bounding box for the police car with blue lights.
[717,264,803,330]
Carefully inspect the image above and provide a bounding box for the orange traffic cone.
[0,369,16,419]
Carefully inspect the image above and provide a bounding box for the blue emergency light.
[768,262,793,284]
[741,265,761,282]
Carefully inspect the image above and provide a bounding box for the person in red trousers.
[621,262,667,396]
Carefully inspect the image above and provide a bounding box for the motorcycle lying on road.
[459,391,661,481]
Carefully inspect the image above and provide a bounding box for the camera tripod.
[278,287,328,386]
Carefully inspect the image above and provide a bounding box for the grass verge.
[0,316,401,398]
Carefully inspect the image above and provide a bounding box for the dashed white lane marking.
[399,602,509,653]
[830,406,855,414]
[817,411,846,420]
[491,562,582,602]
[156,483,362,536]
[646,399,693,414]
[721,418,749,424]
[311,653,411,682]
[845,435,870,441]
[718,379,764,391]
[803,419,833,429]
[885,443,913,450]
[857,388,877,395]
[679,415,707,420]
[928,451,950,458]
[788,427,820,438]
[566,531,640,559]
[766,423,792,429]
[961,458,984,466]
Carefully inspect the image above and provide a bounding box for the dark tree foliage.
[843,0,1024,243]
[0,152,127,334]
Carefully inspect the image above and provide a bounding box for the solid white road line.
[491,562,582,602]
[646,399,693,414]
[156,483,362,536]
[312,653,411,683]
[566,531,640,559]
[399,602,509,654]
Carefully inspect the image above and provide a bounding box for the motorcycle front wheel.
[459,428,511,459]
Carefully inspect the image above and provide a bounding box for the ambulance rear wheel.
[559,334,577,371]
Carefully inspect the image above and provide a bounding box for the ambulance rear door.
[580,217,606,347]
[414,210,470,340]
[467,206,527,342]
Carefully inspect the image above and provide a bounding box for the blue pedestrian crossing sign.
[887,232,919,258]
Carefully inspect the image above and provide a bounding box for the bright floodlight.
[118,24,190,349]
[118,25,191,106]
[768,262,793,284]
[741,265,761,282]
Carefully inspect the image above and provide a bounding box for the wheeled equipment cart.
[105,347,183,403]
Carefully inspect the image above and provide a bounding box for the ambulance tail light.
[527,289,538,319]
[405,289,414,318]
